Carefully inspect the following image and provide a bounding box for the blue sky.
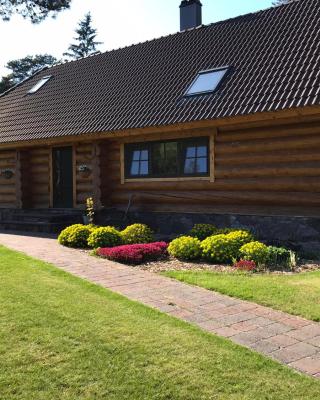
[0,0,273,75]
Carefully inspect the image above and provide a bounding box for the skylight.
[185,67,229,96]
[28,76,52,94]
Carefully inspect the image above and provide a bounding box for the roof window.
[28,76,52,94]
[185,67,229,96]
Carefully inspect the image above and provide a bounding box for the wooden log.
[218,122,320,142]
[217,134,320,155]
[217,149,320,165]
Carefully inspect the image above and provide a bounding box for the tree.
[0,54,58,94]
[64,12,102,60]
[0,0,71,23]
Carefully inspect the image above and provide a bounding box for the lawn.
[1,247,320,399]
[164,270,320,322]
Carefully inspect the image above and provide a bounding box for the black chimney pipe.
[180,0,202,31]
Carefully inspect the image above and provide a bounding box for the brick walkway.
[1,231,320,379]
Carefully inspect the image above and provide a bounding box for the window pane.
[186,69,228,95]
[184,158,196,174]
[197,146,207,157]
[196,158,207,173]
[140,161,149,175]
[152,142,177,176]
[186,146,196,158]
[132,151,141,161]
[140,150,149,161]
[130,161,140,175]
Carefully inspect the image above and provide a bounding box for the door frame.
[49,144,76,208]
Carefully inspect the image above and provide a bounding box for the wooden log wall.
[74,142,101,208]
[100,118,320,216]
[0,149,18,208]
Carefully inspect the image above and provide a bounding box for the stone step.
[0,221,70,234]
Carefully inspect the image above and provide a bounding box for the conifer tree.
[64,12,102,60]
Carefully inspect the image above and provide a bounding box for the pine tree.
[63,12,102,60]
[0,0,71,23]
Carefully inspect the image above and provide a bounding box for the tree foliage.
[64,12,102,60]
[0,0,71,23]
[0,54,58,94]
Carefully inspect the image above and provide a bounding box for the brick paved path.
[1,231,320,379]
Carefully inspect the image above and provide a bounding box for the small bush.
[121,224,154,244]
[240,241,269,265]
[225,230,254,258]
[97,242,168,265]
[233,260,257,272]
[188,224,218,241]
[58,224,93,248]
[201,234,237,264]
[88,226,122,249]
[267,246,296,269]
[168,236,202,261]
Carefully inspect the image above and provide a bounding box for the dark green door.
[52,147,73,208]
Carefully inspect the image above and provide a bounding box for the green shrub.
[217,227,253,236]
[88,226,122,249]
[240,241,269,265]
[201,234,237,264]
[226,230,254,256]
[267,246,296,269]
[121,224,154,244]
[188,224,218,241]
[58,224,94,248]
[168,236,202,261]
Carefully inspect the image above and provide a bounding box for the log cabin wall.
[100,118,320,217]
[74,142,101,209]
[0,149,18,208]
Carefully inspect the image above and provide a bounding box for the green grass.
[164,270,320,322]
[1,247,320,399]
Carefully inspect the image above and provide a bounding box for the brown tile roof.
[0,0,319,144]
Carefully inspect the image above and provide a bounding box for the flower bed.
[97,242,168,265]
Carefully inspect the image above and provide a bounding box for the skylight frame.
[184,66,229,97]
[27,75,52,94]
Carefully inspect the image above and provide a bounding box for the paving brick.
[290,356,320,375]
[286,325,320,341]
[271,342,318,363]
[250,340,281,354]
[268,334,298,348]
[307,336,320,347]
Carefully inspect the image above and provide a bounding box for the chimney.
[180,0,202,31]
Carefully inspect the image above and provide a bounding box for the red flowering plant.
[233,259,257,272]
[97,242,168,265]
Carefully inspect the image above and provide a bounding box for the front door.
[52,147,73,208]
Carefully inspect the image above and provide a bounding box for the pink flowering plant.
[233,259,257,272]
[97,242,168,265]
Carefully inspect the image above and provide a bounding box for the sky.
[0,0,273,75]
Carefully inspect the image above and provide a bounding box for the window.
[125,137,209,179]
[28,75,52,94]
[130,148,149,176]
[185,67,229,96]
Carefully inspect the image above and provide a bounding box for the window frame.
[124,137,210,180]
[28,75,52,94]
[184,67,229,97]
